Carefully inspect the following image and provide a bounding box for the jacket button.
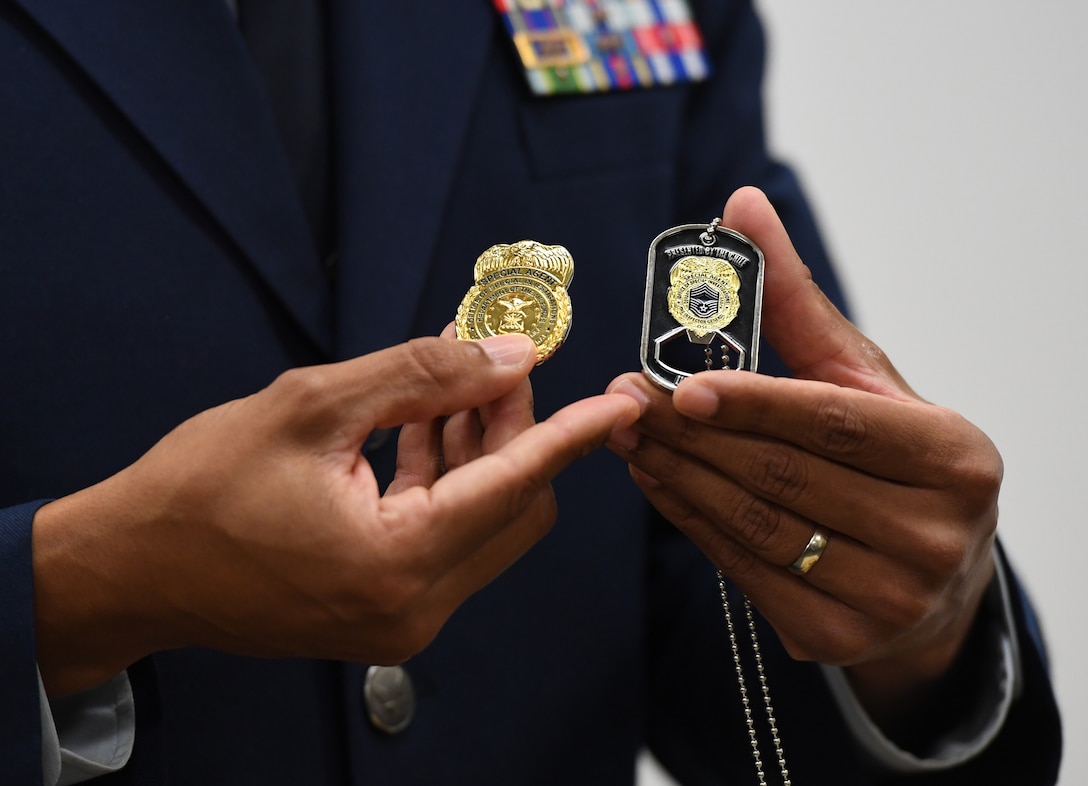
[363,665,416,734]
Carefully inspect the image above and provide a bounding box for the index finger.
[672,370,988,486]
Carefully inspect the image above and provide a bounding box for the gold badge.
[666,255,741,341]
[455,240,574,364]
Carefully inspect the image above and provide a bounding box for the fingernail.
[608,379,651,416]
[478,334,534,366]
[676,382,718,418]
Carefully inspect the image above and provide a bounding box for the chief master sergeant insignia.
[456,240,574,364]
[666,254,741,341]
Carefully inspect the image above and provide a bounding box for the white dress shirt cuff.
[820,544,1021,771]
[39,669,135,786]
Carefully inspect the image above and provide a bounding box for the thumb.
[722,186,917,399]
[265,333,538,445]
[359,333,538,431]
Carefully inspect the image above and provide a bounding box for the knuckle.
[883,586,933,633]
[535,490,559,536]
[491,461,558,537]
[711,537,760,578]
[893,513,974,581]
[745,442,807,504]
[650,451,685,485]
[271,365,334,409]
[814,398,869,456]
[729,496,786,555]
[399,337,454,395]
[529,495,559,542]
[497,482,557,546]
[957,450,1004,516]
[930,411,1004,500]
[647,418,702,486]
[918,527,971,579]
[266,366,342,436]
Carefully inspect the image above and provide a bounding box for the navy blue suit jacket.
[0,0,1060,783]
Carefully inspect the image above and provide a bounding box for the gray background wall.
[639,1,1085,783]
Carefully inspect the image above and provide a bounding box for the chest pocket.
[517,87,687,181]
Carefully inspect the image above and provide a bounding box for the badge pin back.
[455,240,574,365]
[641,219,764,390]
[492,0,710,96]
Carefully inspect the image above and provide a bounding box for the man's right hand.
[33,334,639,698]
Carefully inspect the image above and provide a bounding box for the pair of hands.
[35,189,1000,736]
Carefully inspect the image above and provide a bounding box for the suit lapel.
[13,0,334,355]
[330,0,497,359]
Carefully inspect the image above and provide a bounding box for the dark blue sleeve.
[0,501,50,786]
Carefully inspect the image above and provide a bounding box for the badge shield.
[456,240,574,365]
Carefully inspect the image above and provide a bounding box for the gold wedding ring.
[788,528,829,576]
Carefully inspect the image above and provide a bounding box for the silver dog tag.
[641,219,764,390]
